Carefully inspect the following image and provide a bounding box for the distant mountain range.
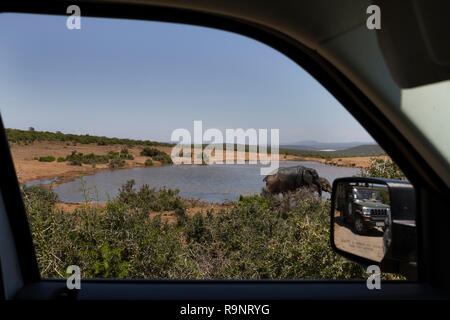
[281,141,377,151]
[279,142,385,158]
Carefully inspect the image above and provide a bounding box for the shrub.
[145,159,153,167]
[57,157,65,162]
[119,149,134,160]
[140,147,164,157]
[174,207,187,227]
[64,150,133,166]
[6,128,173,147]
[140,147,172,164]
[66,151,108,165]
[116,179,185,212]
[109,157,126,169]
[22,185,58,213]
[153,153,173,164]
[38,156,55,162]
[23,181,379,280]
[69,160,82,166]
[359,158,406,180]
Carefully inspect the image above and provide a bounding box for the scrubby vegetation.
[152,153,173,164]
[359,158,406,180]
[60,150,134,167]
[108,157,126,169]
[141,147,173,164]
[38,156,55,162]
[6,128,173,147]
[140,147,165,157]
[23,181,367,280]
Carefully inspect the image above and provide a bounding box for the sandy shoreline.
[10,141,389,185]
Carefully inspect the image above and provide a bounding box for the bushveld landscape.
[9,128,405,279]
[8,128,390,185]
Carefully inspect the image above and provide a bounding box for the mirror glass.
[333,181,390,262]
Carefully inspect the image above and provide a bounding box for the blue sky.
[0,13,374,144]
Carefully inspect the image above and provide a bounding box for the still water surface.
[49,161,360,203]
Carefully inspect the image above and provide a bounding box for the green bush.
[359,158,406,180]
[38,156,55,162]
[108,157,126,169]
[64,150,133,167]
[140,147,172,164]
[144,159,153,167]
[140,147,164,157]
[57,157,66,162]
[153,153,173,164]
[22,185,58,213]
[6,128,173,147]
[22,180,371,280]
[116,180,185,212]
[66,151,109,165]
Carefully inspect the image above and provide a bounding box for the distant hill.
[279,144,385,158]
[281,140,377,151]
[5,128,174,147]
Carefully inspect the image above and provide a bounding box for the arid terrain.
[333,210,385,262]
[12,141,391,224]
[10,141,171,184]
[334,222,385,262]
[10,141,389,185]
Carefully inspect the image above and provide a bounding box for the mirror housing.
[330,177,417,279]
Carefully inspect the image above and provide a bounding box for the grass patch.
[38,156,55,162]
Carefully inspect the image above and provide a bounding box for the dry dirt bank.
[10,141,388,185]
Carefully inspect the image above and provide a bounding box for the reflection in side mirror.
[332,180,389,263]
[330,177,417,278]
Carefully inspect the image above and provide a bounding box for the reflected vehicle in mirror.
[331,177,417,278]
[336,182,390,235]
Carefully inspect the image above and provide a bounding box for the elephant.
[263,166,332,196]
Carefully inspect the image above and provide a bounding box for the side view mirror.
[330,177,417,279]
